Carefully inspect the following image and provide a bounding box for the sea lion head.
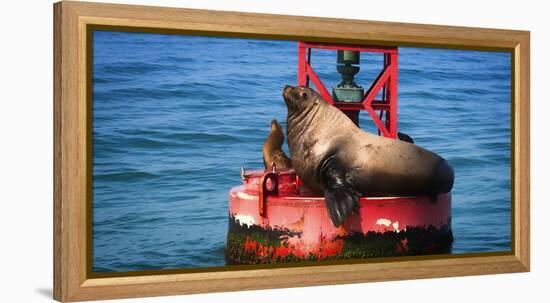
[263,119,292,170]
[268,119,284,146]
[282,85,321,117]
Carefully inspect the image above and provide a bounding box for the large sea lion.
[262,119,292,170]
[282,85,454,227]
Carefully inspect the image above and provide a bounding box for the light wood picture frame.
[53,1,530,301]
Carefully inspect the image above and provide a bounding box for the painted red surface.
[230,169,451,259]
[297,41,399,138]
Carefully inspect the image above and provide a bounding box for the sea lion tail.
[319,155,360,227]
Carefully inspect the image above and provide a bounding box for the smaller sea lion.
[262,119,292,170]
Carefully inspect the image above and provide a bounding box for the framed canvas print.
[53,1,530,302]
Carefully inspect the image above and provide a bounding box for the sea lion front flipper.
[319,155,361,227]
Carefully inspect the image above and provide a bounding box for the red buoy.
[226,169,452,264]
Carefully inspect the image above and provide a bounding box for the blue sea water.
[92,31,511,272]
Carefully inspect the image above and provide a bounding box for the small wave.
[95,214,171,229]
[476,141,510,151]
[402,68,509,82]
[95,61,177,75]
[123,137,183,149]
[447,156,492,168]
[94,171,158,182]
[400,90,447,100]
[156,56,194,64]
[445,87,494,95]
[93,76,132,84]
[143,250,172,259]
[117,129,161,136]
[163,132,240,143]
[94,87,193,101]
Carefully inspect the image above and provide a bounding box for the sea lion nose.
[283,85,293,97]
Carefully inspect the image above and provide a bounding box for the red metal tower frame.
[297,41,399,138]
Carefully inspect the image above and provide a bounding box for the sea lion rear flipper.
[397,132,414,144]
[429,159,455,202]
[319,155,361,227]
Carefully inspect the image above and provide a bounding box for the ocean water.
[92,31,511,272]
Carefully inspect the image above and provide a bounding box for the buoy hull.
[226,170,452,264]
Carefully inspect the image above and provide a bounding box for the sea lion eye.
[300,92,308,99]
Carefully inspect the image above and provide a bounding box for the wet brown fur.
[282,84,454,200]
